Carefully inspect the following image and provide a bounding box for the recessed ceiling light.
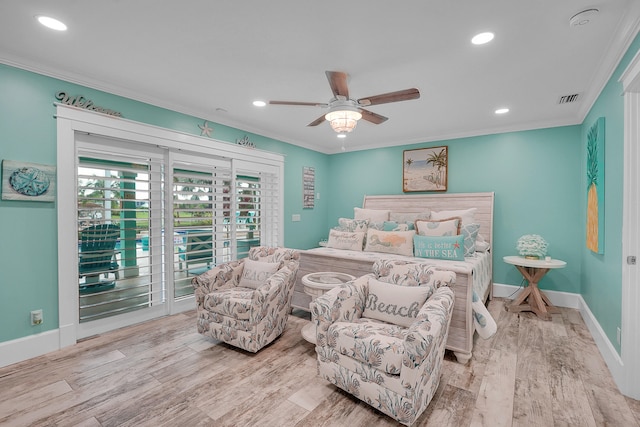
[495,108,509,114]
[337,133,347,139]
[36,16,67,31]
[252,100,266,107]
[472,32,494,45]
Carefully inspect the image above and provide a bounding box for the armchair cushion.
[203,288,254,320]
[363,277,431,327]
[238,259,280,289]
[327,318,408,375]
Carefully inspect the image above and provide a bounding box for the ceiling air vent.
[558,93,581,104]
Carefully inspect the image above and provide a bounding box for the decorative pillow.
[326,229,365,251]
[383,221,409,231]
[354,207,390,222]
[413,234,465,261]
[475,240,490,252]
[389,211,431,224]
[369,221,412,231]
[363,277,430,327]
[238,259,280,289]
[430,208,477,225]
[460,223,481,256]
[337,217,369,232]
[415,217,461,236]
[364,229,415,256]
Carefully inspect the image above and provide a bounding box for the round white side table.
[301,271,355,344]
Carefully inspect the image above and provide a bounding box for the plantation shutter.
[77,149,165,322]
[234,162,282,252]
[171,155,232,297]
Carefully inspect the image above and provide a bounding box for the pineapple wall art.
[586,117,605,254]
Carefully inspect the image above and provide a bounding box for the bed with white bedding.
[292,192,495,363]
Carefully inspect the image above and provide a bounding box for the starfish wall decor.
[198,120,213,137]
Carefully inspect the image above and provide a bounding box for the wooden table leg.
[507,265,557,320]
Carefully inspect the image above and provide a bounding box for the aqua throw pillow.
[413,234,465,261]
[460,223,481,256]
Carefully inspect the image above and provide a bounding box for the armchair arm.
[311,275,369,325]
[431,269,457,288]
[249,260,299,323]
[400,285,455,386]
[191,260,243,304]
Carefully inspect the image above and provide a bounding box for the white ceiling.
[1,1,640,154]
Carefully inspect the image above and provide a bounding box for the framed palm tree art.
[402,146,448,192]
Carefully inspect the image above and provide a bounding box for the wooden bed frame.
[292,192,495,364]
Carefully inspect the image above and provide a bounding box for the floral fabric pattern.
[192,246,300,353]
[311,259,455,426]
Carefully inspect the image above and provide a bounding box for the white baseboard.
[0,329,61,368]
[0,303,194,370]
[576,294,627,396]
[493,282,626,396]
[492,282,581,309]
[0,284,628,399]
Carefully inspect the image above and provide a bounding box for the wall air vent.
[558,93,581,104]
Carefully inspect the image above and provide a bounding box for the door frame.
[56,105,284,347]
[618,48,640,399]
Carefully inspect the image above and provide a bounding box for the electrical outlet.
[292,214,301,222]
[31,309,43,326]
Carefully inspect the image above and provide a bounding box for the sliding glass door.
[76,142,165,326]
[72,133,282,338]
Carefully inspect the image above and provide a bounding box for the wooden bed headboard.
[362,192,495,245]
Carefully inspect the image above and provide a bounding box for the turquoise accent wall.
[328,127,582,293]
[580,33,640,354]
[0,64,327,342]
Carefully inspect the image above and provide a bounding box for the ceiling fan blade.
[269,100,327,107]
[326,71,349,99]
[359,108,388,125]
[307,115,326,127]
[357,88,420,106]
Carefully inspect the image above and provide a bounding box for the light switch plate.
[292,214,301,222]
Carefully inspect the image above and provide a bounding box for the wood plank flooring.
[1,297,639,426]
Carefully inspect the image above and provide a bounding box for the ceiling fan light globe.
[325,109,362,133]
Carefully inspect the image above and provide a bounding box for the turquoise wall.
[580,34,640,354]
[2,32,638,356]
[0,64,328,342]
[327,127,583,293]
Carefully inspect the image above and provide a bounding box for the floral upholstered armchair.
[192,246,300,353]
[311,260,455,426]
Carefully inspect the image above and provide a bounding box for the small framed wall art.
[303,166,315,209]
[2,160,56,202]
[402,146,448,192]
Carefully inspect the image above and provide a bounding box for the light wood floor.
[1,297,639,426]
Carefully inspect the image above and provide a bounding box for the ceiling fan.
[269,71,420,134]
